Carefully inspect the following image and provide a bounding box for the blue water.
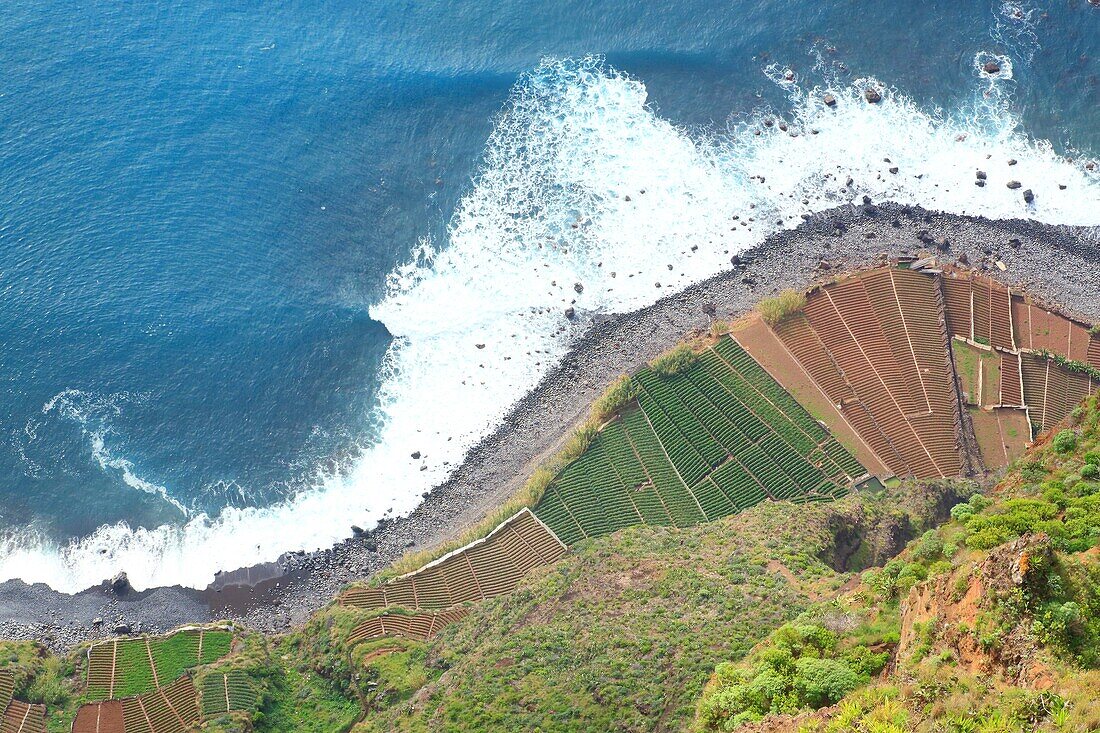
[1,0,1098,591]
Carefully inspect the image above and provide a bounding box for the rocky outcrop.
[899,533,1055,687]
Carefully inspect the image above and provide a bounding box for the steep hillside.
[695,392,1100,732]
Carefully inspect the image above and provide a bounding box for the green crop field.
[86,629,233,701]
[202,669,259,717]
[534,337,864,546]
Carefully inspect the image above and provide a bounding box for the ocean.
[1,0,1098,592]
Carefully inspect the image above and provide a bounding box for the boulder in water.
[864,87,882,103]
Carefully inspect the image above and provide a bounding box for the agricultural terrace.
[0,671,45,733]
[1,701,45,733]
[770,261,1099,478]
[119,676,201,733]
[199,670,259,718]
[533,337,866,545]
[341,508,566,611]
[941,264,1099,433]
[86,629,231,701]
[347,607,470,646]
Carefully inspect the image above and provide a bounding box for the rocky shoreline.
[3,203,1099,654]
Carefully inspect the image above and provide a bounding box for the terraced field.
[341,508,567,611]
[120,676,200,733]
[86,629,232,701]
[1,700,46,733]
[532,337,866,545]
[200,671,259,717]
[0,671,45,733]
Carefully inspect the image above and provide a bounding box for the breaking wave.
[2,53,1098,592]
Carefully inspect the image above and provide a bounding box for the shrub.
[1053,430,1078,454]
[590,375,636,422]
[696,624,875,730]
[1081,463,1099,480]
[650,344,697,377]
[911,530,944,563]
[950,502,975,522]
[756,289,806,326]
[792,657,864,708]
[1084,451,1100,466]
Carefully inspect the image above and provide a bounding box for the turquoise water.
[1,0,1098,591]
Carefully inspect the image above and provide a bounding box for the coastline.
[3,202,1100,653]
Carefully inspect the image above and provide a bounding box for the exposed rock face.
[110,572,130,595]
[899,533,1055,687]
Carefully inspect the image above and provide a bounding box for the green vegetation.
[113,639,155,697]
[650,343,698,376]
[590,374,637,423]
[756,289,806,326]
[695,392,1100,732]
[533,336,863,546]
[695,621,891,730]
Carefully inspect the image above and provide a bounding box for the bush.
[1081,463,1099,480]
[590,375,636,422]
[1053,430,1078,454]
[950,502,975,522]
[650,344,697,377]
[696,624,875,730]
[756,290,806,326]
[792,657,864,708]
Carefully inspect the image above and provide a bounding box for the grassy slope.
[350,485,958,733]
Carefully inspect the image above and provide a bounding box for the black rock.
[573,282,584,293]
[864,87,882,103]
[862,195,872,205]
[1008,238,1022,248]
[1007,158,1018,166]
[823,93,837,107]
[1006,180,1022,189]
[1059,184,1067,190]
[975,180,986,187]
[475,343,485,349]
[364,542,378,553]
[763,118,774,128]
[564,307,575,320]
[351,525,366,537]
[110,572,130,595]
[730,254,742,266]
[701,302,717,317]
[741,276,757,286]
[958,253,970,265]
[1022,189,1035,204]
[410,451,421,460]
[888,166,899,174]
[934,236,950,252]
[916,229,933,243]
[983,61,1001,74]
[976,170,987,180]
[113,623,131,635]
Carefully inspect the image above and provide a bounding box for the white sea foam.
[1,56,1098,593]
